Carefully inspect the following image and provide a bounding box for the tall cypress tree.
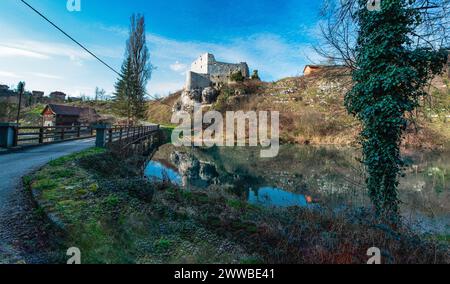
[346,0,447,219]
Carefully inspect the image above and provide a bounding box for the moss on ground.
[27,148,450,264]
[26,148,254,264]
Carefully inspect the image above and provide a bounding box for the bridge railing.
[0,123,160,150]
[15,125,94,146]
[0,123,95,149]
[93,124,160,149]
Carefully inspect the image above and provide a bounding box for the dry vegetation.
[146,91,181,126]
[147,71,450,149]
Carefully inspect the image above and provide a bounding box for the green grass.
[27,147,261,264]
[435,235,450,243]
[240,257,263,264]
[26,104,46,115]
[28,147,449,264]
[155,237,172,252]
[48,147,106,167]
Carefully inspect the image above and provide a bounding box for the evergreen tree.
[113,56,133,121]
[346,0,447,219]
[113,14,152,123]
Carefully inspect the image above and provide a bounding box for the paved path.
[0,138,95,263]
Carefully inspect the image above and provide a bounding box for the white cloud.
[0,70,20,78]
[146,32,317,82]
[0,22,321,98]
[149,81,185,96]
[72,86,96,97]
[96,24,128,37]
[0,39,93,67]
[0,45,49,59]
[30,72,63,80]
[169,61,188,73]
[100,24,320,92]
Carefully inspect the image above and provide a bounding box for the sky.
[0,0,324,98]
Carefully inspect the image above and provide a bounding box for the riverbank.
[25,147,449,264]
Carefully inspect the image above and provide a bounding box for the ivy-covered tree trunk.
[346,0,447,220]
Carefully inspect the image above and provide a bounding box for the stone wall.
[186,71,211,90]
[186,53,250,91]
[209,61,249,83]
[190,53,213,74]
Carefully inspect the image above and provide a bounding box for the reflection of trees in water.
[156,144,449,216]
[170,151,220,187]
[169,149,265,197]
[167,145,366,201]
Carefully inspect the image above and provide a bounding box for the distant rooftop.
[43,104,97,117]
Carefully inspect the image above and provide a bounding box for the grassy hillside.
[146,92,181,126]
[17,101,125,126]
[147,72,449,150]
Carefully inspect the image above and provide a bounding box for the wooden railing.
[103,125,160,148]
[15,125,94,146]
[0,123,160,150]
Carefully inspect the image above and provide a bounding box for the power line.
[19,0,171,106]
[20,0,121,76]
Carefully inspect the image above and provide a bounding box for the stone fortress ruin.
[186,53,250,90]
[174,53,250,112]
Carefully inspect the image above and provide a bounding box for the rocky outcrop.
[173,87,220,112]
[201,87,219,104]
[173,89,200,112]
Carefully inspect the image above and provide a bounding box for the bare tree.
[95,87,106,101]
[316,0,450,69]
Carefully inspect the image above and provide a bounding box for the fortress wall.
[186,71,211,90]
[186,53,251,90]
[191,53,214,74]
[208,62,250,83]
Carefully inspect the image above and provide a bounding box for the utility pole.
[16,82,25,125]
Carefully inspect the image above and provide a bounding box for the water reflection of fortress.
[145,151,312,207]
[145,144,449,220]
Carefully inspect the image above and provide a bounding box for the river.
[145,144,449,234]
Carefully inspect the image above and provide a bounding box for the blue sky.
[0,0,323,98]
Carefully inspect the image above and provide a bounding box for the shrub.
[106,178,154,203]
[78,152,138,178]
[230,71,245,82]
[251,70,261,81]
